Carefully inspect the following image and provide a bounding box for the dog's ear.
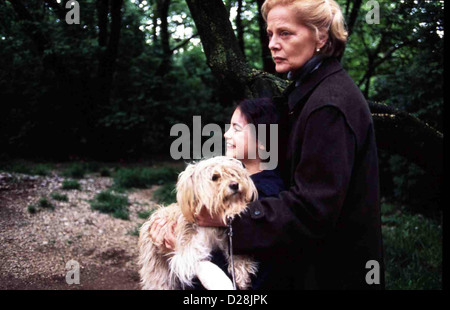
[177,163,197,223]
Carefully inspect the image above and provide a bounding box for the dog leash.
[227,216,237,290]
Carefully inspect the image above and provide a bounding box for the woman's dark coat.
[231,57,385,290]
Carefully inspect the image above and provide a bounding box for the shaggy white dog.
[138,156,258,290]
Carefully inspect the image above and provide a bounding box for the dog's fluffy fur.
[138,156,259,290]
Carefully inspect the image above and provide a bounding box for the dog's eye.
[212,174,220,181]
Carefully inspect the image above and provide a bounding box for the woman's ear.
[317,30,329,50]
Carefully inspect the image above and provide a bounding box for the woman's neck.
[242,159,263,175]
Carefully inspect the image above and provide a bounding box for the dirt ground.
[0,171,161,290]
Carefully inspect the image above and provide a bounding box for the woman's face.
[267,5,318,74]
[224,108,258,161]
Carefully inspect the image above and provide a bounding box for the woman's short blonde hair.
[261,0,348,58]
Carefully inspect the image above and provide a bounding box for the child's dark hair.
[236,97,279,161]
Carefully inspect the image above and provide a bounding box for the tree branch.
[370,102,443,177]
[358,39,414,87]
[170,33,199,53]
[347,0,362,37]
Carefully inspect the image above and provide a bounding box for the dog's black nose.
[229,182,239,191]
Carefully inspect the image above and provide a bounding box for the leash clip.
[227,217,233,237]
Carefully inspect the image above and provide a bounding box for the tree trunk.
[150,0,158,46]
[108,0,123,75]
[97,0,123,107]
[97,0,109,48]
[236,0,245,58]
[155,0,172,76]
[345,0,351,18]
[185,0,284,102]
[256,0,275,74]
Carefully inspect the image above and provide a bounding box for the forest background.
[0,0,443,289]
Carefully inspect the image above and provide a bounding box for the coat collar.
[281,57,343,111]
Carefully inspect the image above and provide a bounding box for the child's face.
[224,108,258,161]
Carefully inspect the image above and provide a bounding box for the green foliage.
[113,166,179,189]
[84,162,101,173]
[61,179,81,190]
[50,192,68,202]
[138,209,156,220]
[0,160,32,174]
[61,163,86,179]
[27,195,59,213]
[100,112,146,132]
[100,167,111,177]
[27,204,37,214]
[385,154,440,215]
[369,0,443,131]
[342,0,443,131]
[0,0,442,160]
[90,190,130,220]
[381,203,442,289]
[0,0,443,290]
[0,160,52,176]
[153,182,177,205]
[128,224,142,237]
[30,164,52,176]
[38,197,55,210]
[340,0,443,218]
[61,161,109,178]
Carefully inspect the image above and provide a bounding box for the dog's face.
[176,156,258,223]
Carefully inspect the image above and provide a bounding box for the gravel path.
[0,171,160,290]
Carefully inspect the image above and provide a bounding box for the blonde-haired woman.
[195,0,385,289]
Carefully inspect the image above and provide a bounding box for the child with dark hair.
[189,98,286,290]
[225,98,285,197]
